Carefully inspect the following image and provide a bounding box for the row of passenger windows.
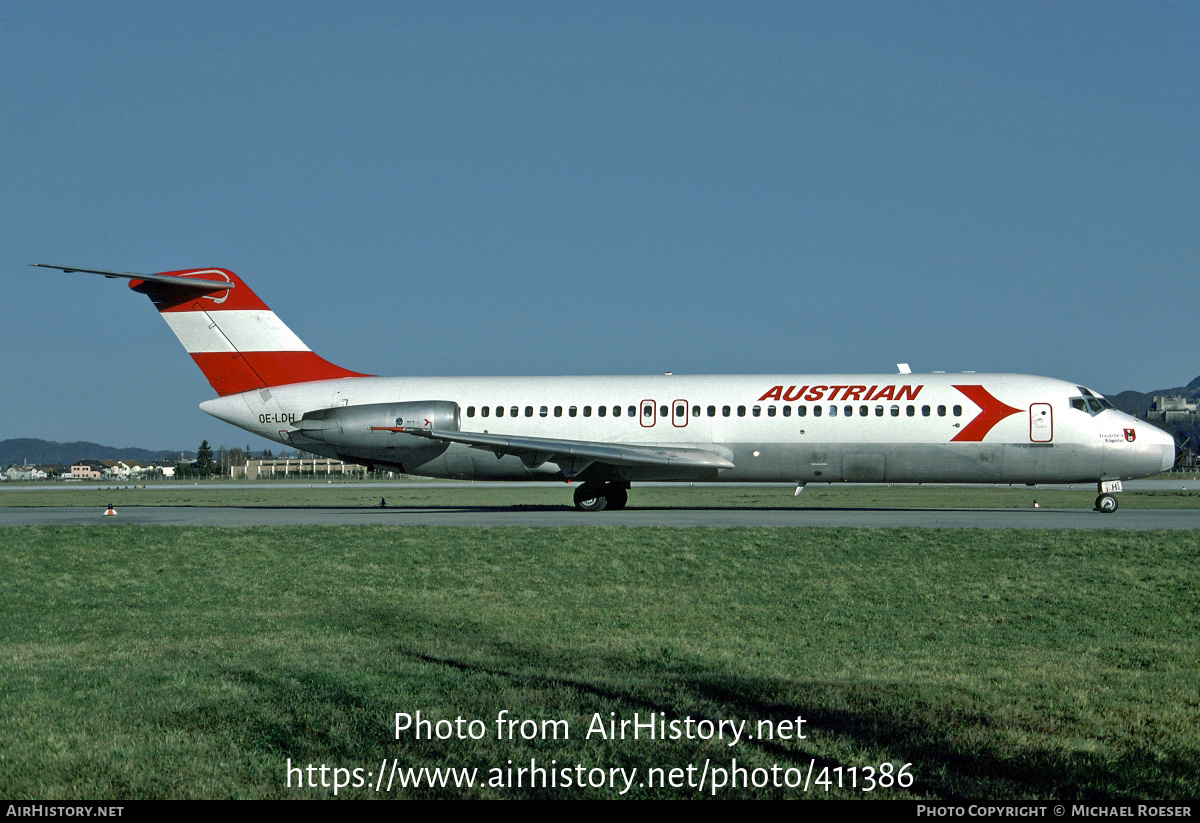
[465,404,966,419]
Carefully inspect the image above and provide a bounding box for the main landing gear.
[572,482,629,512]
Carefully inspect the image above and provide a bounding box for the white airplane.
[35,265,1175,512]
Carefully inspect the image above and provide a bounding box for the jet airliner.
[35,265,1175,512]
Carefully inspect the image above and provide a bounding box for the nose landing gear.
[1094,480,1122,513]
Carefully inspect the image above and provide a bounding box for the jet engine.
[294,400,460,450]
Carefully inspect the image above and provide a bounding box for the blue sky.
[3,1,1197,451]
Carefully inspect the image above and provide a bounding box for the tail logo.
[187,269,233,304]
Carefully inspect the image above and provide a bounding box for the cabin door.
[1030,403,1053,442]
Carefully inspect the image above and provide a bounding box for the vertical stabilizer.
[130,268,368,395]
[34,264,368,395]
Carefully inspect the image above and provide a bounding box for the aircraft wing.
[379,426,736,476]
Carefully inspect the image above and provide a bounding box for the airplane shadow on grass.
[202,609,1190,800]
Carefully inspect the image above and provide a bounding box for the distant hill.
[0,438,189,466]
[1106,374,1200,417]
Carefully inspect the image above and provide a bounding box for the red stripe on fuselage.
[190,351,367,396]
[952,385,1022,442]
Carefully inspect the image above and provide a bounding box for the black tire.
[605,486,629,509]
[1095,494,1118,513]
[574,485,608,512]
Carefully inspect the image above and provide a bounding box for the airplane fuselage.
[199,372,1173,486]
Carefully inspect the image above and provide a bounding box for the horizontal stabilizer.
[32,264,236,292]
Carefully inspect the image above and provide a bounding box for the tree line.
[173,441,280,478]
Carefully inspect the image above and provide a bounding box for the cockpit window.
[1071,387,1114,416]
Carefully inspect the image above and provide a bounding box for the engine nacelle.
[295,400,460,449]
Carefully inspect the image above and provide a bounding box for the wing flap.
[386,427,736,472]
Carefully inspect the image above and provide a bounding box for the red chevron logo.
[951,385,1022,442]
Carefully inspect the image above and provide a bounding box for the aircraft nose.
[1155,427,1176,472]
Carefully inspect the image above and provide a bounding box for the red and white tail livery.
[36,264,1175,512]
[127,267,367,395]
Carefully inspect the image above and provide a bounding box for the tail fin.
[36,265,368,395]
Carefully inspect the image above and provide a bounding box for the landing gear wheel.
[605,486,629,509]
[1095,494,1118,513]
[573,484,608,512]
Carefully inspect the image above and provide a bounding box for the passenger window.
[891,406,900,417]
[782,406,791,417]
[482,406,490,418]
[859,405,868,416]
[643,405,653,418]
[511,406,519,418]
[798,406,807,417]
[753,406,761,417]
[692,405,700,417]
[554,406,563,417]
[628,406,636,417]
[569,406,577,417]
[875,405,883,417]
[723,406,731,417]
[525,406,533,417]
[938,405,946,417]
[598,406,606,417]
[922,405,930,417]
[467,406,476,418]
[737,406,746,417]
[583,406,592,417]
[540,406,548,417]
[906,405,915,417]
[707,405,716,417]
[953,405,962,416]
[828,405,837,417]
[676,404,686,417]
[844,405,852,417]
[767,406,776,417]
[612,406,620,417]
[814,405,822,417]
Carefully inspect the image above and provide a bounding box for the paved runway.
[4,504,1198,529]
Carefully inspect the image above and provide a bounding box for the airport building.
[231,457,367,480]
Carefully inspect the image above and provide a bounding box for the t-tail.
[33,265,368,395]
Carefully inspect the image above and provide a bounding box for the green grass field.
[1,525,1196,798]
